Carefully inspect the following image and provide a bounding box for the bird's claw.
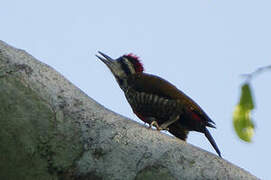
[149,121,169,131]
[159,123,170,131]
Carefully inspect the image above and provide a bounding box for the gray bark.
[0,40,258,180]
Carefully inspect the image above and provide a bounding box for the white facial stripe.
[111,63,126,77]
[124,58,136,74]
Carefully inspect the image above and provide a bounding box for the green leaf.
[233,83,255,142]
[239,83,254,110]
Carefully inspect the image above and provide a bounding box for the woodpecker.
[96,51,221,157]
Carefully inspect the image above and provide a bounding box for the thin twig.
[241,65,271,82]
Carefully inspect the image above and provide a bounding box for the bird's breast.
[125,88,183,124]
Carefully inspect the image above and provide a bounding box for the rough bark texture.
[0,40,258,180]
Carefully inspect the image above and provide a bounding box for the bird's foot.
[150,120,168,131]
[157,114,180,131]
[144,117,165,131]
[145,117,171,131]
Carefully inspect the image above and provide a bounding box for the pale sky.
[1,1,271,179]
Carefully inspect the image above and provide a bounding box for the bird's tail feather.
[204,128,221,157]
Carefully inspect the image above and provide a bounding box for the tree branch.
[0,40,258,180]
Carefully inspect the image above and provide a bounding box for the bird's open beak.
[96,51,115,70]
[96,51,123,79]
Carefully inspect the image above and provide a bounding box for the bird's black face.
[96,51,134,89]
[96,51,128,79]
[96,51,143,77]
[96,51,145,89]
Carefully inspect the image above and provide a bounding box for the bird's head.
[96,51,144,87]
